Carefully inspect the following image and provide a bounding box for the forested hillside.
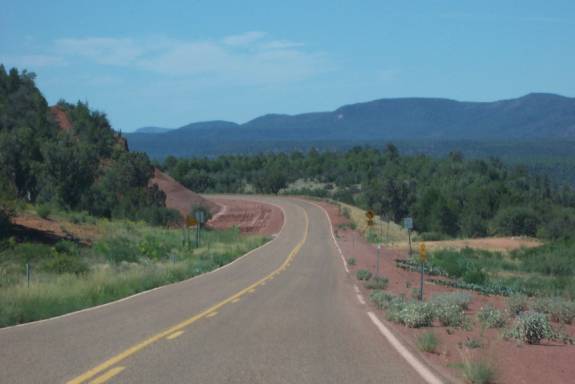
[0,66,177,234]
[127,93,575,160]
[160,146,575,240]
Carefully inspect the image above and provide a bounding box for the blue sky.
[2,0,574,132]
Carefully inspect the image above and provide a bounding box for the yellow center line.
[66,207,309,384]
[206,311,218,318]
[166,331,184,340]
[248,288,256,293]
[88,367,125,384]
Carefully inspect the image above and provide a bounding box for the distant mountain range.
[126,93,575,158]
[134,126,173,134]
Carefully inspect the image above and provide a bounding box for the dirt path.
[150,169,221,218]
[204,197,283,236]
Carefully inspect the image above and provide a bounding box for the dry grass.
[337,202,409,244]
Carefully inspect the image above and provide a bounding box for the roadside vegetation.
[0,212,268,327]
[160,145,575,241]
[0,66,178,229]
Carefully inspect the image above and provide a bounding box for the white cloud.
[260,40,305,50]
[2,54,67,68]
[40,33,329,86]
[222,31,266,46]
[54,37,144,65]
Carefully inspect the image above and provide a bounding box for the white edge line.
[367,312,444,384]
[304,200,349,274]
[1,199,287,332]
[356,294,366,305]
[353,285,360,294]
[306,198,444,384]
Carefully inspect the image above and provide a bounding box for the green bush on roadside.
[477,304,506,328]
[347,257,356,266]
[434,303,467,328]
[39,254,89,275]
[507,294,529,316]
[505,311,554,344]
[417,331,439,353]
[532,297,575,324]
[356,269,372,281]
[400,301,434,328]
[461,360,496,384]
[364,276,389,290]
[463,337,482,349]
[369,290,397,310]
[430,291,472,310]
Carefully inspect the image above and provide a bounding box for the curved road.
[0,197,427,384]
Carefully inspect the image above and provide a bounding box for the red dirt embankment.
[206,197,283,236]
[50,106,73,131]
[149,169,220,218]
[316,200,575,384]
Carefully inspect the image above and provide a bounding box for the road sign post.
[376,244,381,277]
[185,215,198,248]
[418,242,427,301]
[26,263,31,288]
[194,210,206,248]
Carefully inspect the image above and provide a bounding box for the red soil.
[315,200,575,384]
[11,214,100,245]
[50,106,73,131]
[205,197,284,236]
[149,169,221,219]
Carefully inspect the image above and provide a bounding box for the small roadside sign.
[194,210,206,224]
[366,210,375,226]
[186,216,197,227]
[403,217,413,231]
[419,243,427,263]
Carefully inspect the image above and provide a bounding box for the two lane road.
[0,197,426,384]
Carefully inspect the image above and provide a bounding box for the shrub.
[137,235,173,261]
[417,332,439,353]
[435,303,467,327]
[400,302,434,328]
[507,294,529,315]
[477,305,506,328]
[463,268,488,285]
[369,290,398,310]
[93,236,140,263]
[492,206,539,236]
[12,243,52,263]
[365,276,389,290]
[356,269,372,281]
[347,257,356,266]
[463,338,482,349]
[39,253,89,275]
[505,311,554,344]
[430,292,472,310]
[461,360,496,384]
[37,205,52,219]
[532,297,575,324]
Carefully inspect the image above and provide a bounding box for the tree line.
[160,146,575,240]
[0,66,178,232]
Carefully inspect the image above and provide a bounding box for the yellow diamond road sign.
[419,243,427,263]
[186,216,197,227]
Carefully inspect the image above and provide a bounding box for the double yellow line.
[67,208,309,384]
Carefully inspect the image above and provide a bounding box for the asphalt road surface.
[0,197,427,384]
